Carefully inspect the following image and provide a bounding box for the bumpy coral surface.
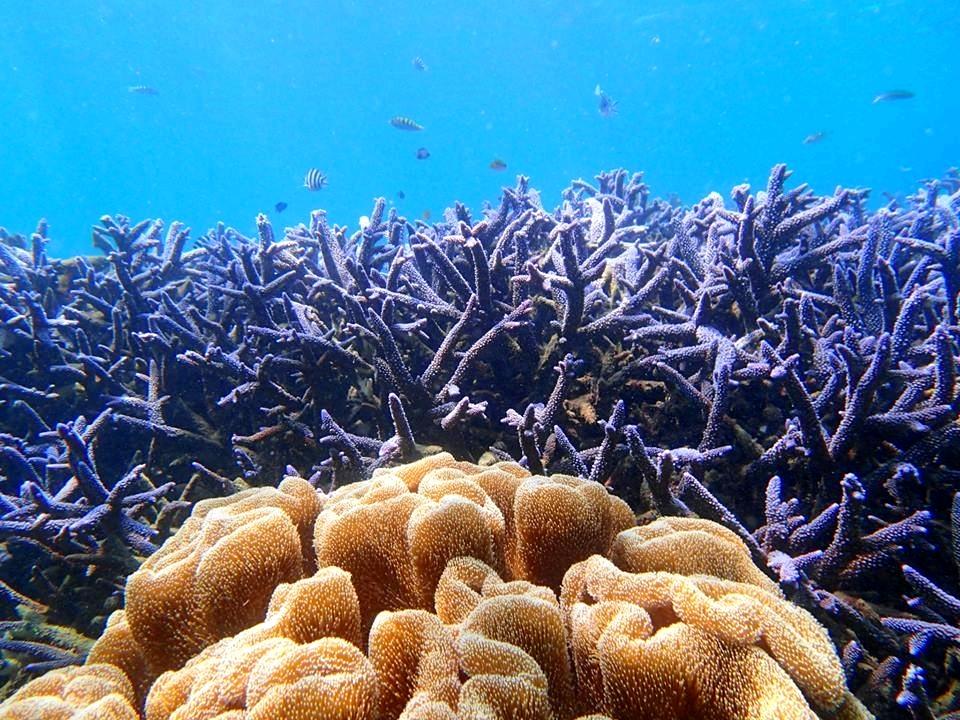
[0,663,138,719]
[0,454,870,719]
[120,477,321,678]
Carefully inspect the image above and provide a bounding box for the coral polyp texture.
[0,663,137,719]
[0,454,871,719]
[1,166,959,717]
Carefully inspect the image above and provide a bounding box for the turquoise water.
[0,0,956,255]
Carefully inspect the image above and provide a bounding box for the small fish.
[390,116,424,131]
[802,131,827,145]
[872,89,915,104]
[422,209,432,220]
[128,85,159,95]
[396,190,406,199]
[416,147,430,160]
[274,202,288,213]
[489,158,507,171]
[303,168,328,191]
[412,56,428,71]
[595,84,618,117]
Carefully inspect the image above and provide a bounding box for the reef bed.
[0,454,875,719]
[0,166,958,717]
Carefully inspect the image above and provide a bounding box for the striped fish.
[389,116,424,131]
[412,56,428,71]
[128,85,159,95]
[303,168,328,191]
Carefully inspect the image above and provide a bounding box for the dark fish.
[390,116,424,131]
[873,90,915,104]
[274,202,288,213]
[397,190,406,199]
[303,168,328,191]
[412,56,428,71]
[416,147,430,160]
[128,85,159,95]
[802,131,827,145]
[595,84,618,117]
[489,158,507,171]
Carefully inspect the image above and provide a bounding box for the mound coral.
[0,454,870,719]
[143,567,370,720]
[562,555,867,719]
[0,663,137,719]
[132,478,319,666]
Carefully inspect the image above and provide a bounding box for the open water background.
[0,0,956,256]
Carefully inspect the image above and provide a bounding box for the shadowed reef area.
[0,166,958,718]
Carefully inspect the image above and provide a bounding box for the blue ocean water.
[0,0,956,256]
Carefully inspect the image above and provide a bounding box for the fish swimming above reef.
[390,116,424,131]
[490,158,507,171]
[803,131,827,145]
[303,168,328,191]
[416,147,430,159]
[595,84,618,117]
[396,190,405,199]
[128,85,159,95]
[274,201,288,213]
[873,89,915,103]
[412,56,428,71]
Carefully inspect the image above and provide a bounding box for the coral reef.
[119,476,321,678]
[0,663,137,719]
[1,165,959,716]
[0,455,870,719]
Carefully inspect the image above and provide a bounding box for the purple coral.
[1,165,959,714]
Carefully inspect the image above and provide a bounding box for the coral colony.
[0,164,957,717]
[0,456,877,718]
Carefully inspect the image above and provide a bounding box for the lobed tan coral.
[608,516,780,592]
[453,563,576,720]
[0,663,138,720]
[368,609,460,719]
[144,567,369,720]
[98,477,322,684]
[1,453,872,720]
[561,554,870,719]
[313,454,634,637]
[85,611,150,704]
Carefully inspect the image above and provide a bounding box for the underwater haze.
[4,1,960,718]
[0,0,957,255]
